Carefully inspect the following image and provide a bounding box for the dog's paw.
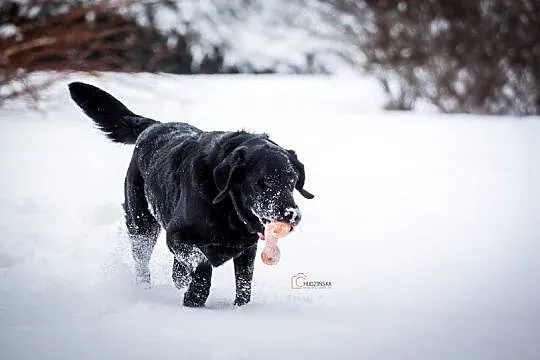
[135,265,151,288]
[183,292,207,307]
[233,296,251,306]
[135,274,151,288]
[137,279,151,290]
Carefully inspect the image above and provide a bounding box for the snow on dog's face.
[212,143,314,233]
[247,153,300,227]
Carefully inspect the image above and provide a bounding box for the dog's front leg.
[233,245,257,306]
[183,261,212,307]
[167,230,213,307]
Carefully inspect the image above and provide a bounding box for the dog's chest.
[197,227,258,267]
[200,242,256,267]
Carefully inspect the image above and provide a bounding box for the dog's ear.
[212,147,247,204]
[287,150,315,199]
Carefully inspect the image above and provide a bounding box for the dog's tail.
[68,82,159,144]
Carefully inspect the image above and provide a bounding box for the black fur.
[68,82,158,144]
[68,82,314,307]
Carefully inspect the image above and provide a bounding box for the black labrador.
[68,82,314,307]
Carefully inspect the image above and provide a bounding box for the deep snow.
[1,74,540,360]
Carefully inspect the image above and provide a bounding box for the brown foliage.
[313,0,540,115]
[0,0,159,107]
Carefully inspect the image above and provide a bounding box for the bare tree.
[0,0,176,107]
[307,0,540,115]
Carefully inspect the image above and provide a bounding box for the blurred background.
[1,0,539,114]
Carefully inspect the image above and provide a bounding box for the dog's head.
[212,142,314,233]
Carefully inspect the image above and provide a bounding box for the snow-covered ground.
[1,73,540,359]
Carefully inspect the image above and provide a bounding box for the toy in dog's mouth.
[257,218,292,239]
[258,221,292,265]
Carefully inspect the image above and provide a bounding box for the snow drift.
[1,73,539,360]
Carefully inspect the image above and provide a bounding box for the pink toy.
[260,222,291,265]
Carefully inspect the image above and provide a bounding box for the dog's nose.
[282,207,301,226]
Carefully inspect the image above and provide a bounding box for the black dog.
[68,82,314,307]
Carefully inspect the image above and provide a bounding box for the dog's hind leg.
[124,162,160,286]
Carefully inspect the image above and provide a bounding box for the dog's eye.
[257,179,272,189]
[256,179,266,189]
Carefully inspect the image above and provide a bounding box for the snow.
[140,0,352,73]
[1,73,540,359]
[0,24,18,38]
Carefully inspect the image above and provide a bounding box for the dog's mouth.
[256,215,290,226]
[257,217,272,228]
[255,214,295,231]
[256,217,293,241]
[255,211,298,224]
[251,208,298,240]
